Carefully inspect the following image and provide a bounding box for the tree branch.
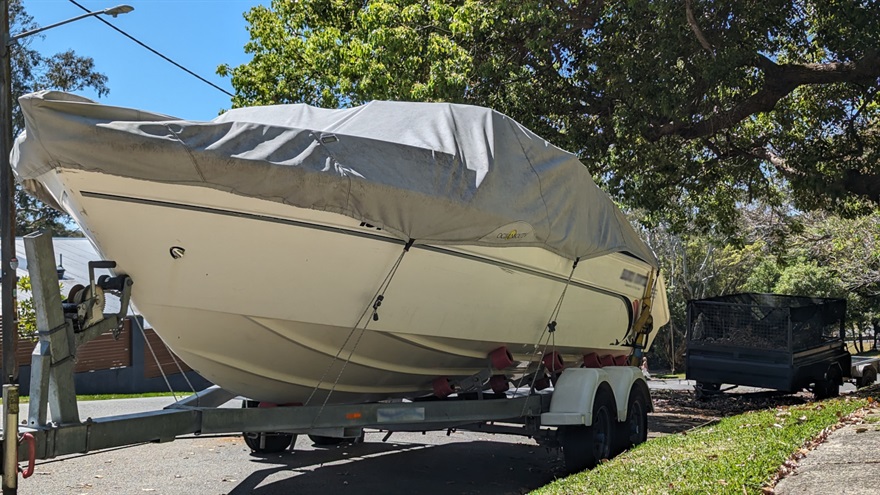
[648,51,880,141]
[685,0,714,56]
[749,145,880,203]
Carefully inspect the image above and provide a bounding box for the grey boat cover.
[12,91,656,266]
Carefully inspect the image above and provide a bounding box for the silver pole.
[2,384,19,494]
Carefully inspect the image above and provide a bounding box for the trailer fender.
[541,368,612,427]
[603,366,653,420]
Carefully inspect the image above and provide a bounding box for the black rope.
[306,240,415,412]
[66,0,234,98]
[514,258,580,400]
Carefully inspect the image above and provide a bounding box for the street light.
[7,5,133,42]
[0,3,135,386]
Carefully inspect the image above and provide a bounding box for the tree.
[641,220,767,371]
[10,0,109,236]
[220,0,880,232]
[639,205,880,369]
[743,210,880,352]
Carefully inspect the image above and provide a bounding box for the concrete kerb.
[773,404,880,494]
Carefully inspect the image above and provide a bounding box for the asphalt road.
[11,397,566,495]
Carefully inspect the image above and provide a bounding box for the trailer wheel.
[814,366,841,399]
[615,382,649,454]
[560,388,616,473]
[243,432,295,453]
[857,367,877,388]
[309,431,365,446]
[239,399,296,453]
[694,382,720,400]
[308,434,345,446]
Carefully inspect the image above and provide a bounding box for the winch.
[61,260,132,335]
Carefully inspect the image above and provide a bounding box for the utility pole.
[0,0,16,387]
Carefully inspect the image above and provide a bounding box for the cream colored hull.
[39,169,667,404]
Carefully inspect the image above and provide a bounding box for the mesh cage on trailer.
[687,293,846,352]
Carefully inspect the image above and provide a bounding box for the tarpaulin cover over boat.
[12,91,656,265]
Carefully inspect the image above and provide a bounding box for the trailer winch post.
[25,232,81,426]
[2,384,19,494]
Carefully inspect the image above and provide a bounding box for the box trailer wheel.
[857,367,878,388]
[813,364,842,399]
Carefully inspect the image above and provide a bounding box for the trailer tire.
[243,432,295,453]
[309,431,365,446]
[560,387,616,473]
[857,367,877,389]
[694,382,720,400]
[308,435,345,446]
[814,366,841,399]
[615,382,649,454]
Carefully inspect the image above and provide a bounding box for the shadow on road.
[229,440,564,495]
[223,385,826,495]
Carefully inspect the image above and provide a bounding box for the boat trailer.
[1,231,650,492]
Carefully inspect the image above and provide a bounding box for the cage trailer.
[686,293,851,399]
[1,232,654,492]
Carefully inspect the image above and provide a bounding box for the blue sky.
[21,0,266,120]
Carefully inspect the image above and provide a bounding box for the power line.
[66,0,234,98]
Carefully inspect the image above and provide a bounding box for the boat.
[11,91,669,405]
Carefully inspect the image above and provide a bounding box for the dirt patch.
[648,385,880,438]
[648,388,817,437]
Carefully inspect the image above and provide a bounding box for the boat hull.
[38,169,666,404]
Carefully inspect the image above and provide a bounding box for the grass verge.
[533,396,872,495]
[2,391,191,404]
[653,373,686,380]
[72,391,193,401]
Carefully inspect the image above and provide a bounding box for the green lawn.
[534,395,875,495]
[2,391,192,404]
[652,373,686,380]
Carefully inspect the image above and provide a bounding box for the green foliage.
[15,275,36,338]
[10,0,106,236]
[643,206,880,369]
[533,397,871,494]
[642,220,768,371]
[15,275,63,340]
[743,258,783,293]
[222,0,880,232]
[773,261,843,298]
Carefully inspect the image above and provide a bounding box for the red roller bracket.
[19,433,35,479]
[583,352,601,368]
[489,346,514,370]
[432,377,454,398]
[489,375,509,394]
[599,354,615,367]
[542,351,564,372]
